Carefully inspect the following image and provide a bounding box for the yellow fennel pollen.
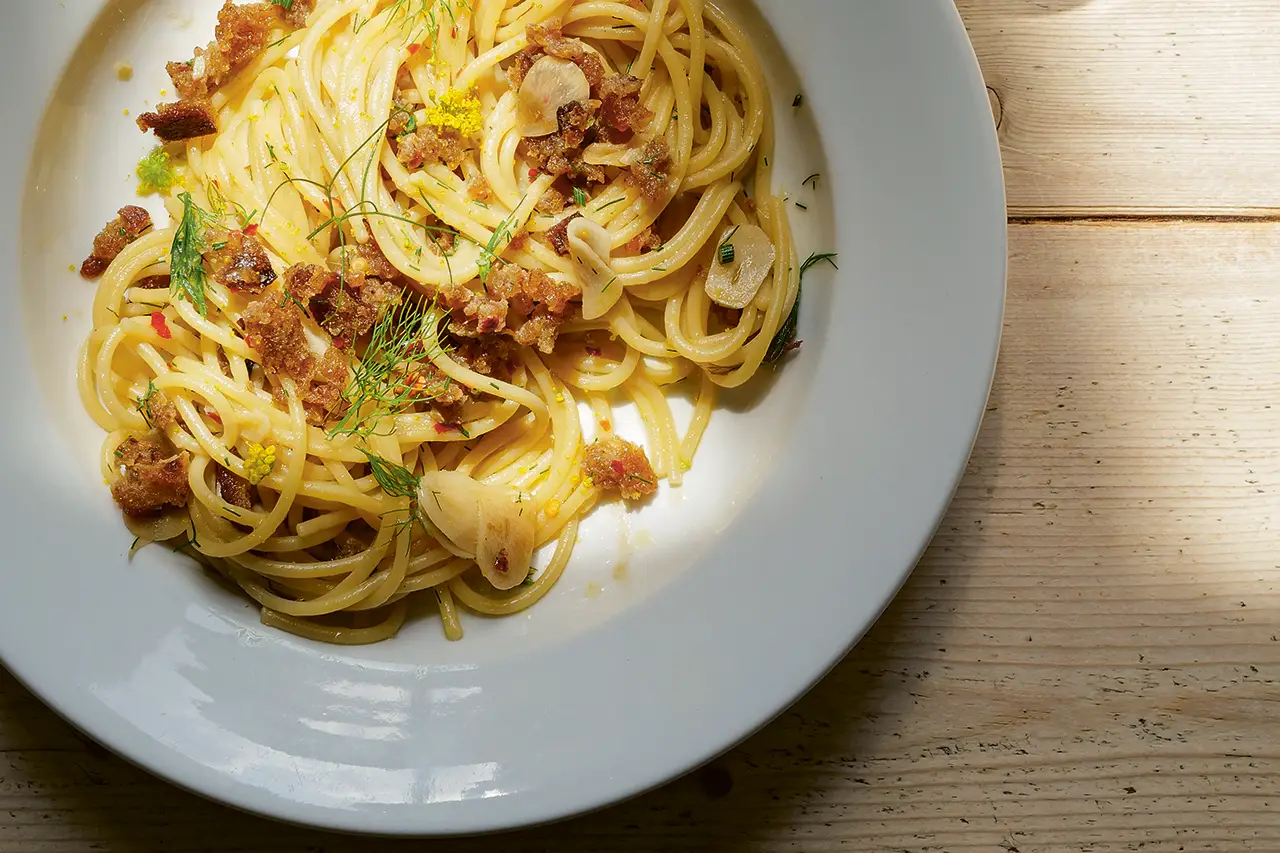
[424,88,483,138]
[243,443,277,485]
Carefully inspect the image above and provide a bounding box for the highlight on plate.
[78,0,832,645]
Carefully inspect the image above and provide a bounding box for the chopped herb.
[765,252,838,364]
[573,187,588,207]
[602,276,617,293]
[210,241,228,251]
[595,197,626,213]
[279,288,308,312]
[270,0,294,8]
[717,224,741,260]
[793,94,804,108]
[795,202,808,211]
[134,380,158,428]
[173,526,202,556]
[719,243,735,265]
[628,473,654,486]
[763,156,769,167]
[802,252,840,274]
[802,173,821,190]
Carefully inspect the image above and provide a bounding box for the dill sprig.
[361,450,431,535]
[170,192,215,317]
[476,199,527,286]
[261,108,459,296]
[328,297,453,438]
[134,379,159,428]
[361,449,421,499]
[765,252,839,364]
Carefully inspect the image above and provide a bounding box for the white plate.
[0,0,1004,835]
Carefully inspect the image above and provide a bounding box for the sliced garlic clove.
[517,56,590,137]
[475,494,536,591]
[418,469,490,557]
[568,216,621,320]
[704,224,777,310]
[418,469,538,589]
[123,509,191,548]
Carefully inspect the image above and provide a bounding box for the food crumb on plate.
[114,62,133,81]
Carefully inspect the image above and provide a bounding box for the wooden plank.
[959,0,1280,215]
[4,222,1280,850]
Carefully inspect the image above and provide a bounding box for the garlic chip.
[566,216,621,320]
[704,224,776,310]
[517,56,590,137]
[418,470,537,591]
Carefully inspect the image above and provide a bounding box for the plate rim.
[0,0,1006,835]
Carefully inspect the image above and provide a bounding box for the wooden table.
[6,2,1279,850]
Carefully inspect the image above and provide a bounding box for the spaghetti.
[77,0,801,644]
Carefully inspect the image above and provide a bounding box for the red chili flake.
[610,460,626,476]
[451,25,459,39]
[333,335,347,350]
[585,346,602,357]
[528,168,539,178]
[150,312,172,339]
[435,422,462,435]
[242,223,259,237]
[203,408,223,424]
[600,418,612,432]
[407,44,421,54]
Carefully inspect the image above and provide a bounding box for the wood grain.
[8,2,1280,850]
[960,0,1280,215]
[7,222,1280,852]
